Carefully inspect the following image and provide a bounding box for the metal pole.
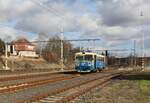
[61,27,64,71]
[140,11,144,71]
[4,42,9,70]
[142,31,145,70]
[133,40,136,68]
[93,40,95,52]
[79,42,82,52]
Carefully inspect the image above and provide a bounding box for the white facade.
[18,51,39,57]
[8,44,39,58]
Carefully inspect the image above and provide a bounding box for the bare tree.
[35,33,48,56]
[41,35,77,64]
[0,38,5,54]
[0,38,5,66]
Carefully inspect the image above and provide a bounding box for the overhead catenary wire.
[30,0,65,20]
[30,0,69,71]
[94,49,131,51]
[10,39,101,44]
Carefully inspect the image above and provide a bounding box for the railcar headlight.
[88,63,92,66]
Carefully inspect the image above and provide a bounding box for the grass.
[138,72,150,93]
[139,80,150,94]
[138,79,150,103]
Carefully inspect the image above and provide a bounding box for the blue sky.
[0,0,150,56]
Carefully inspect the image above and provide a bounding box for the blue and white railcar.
[75,52,106,72]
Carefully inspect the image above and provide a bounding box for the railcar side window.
[97,57,104,61]
[76,56,83,60]
[84,55,93,61]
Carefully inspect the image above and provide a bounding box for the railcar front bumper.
[75,66,93,72]
[76,70,91,73]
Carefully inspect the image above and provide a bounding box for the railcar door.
[94,55,96,69]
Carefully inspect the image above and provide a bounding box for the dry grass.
[0,56,62,70]
[71,72,150,103]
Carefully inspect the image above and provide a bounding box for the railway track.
[0,70,129,103]
[0,69,59,75]
[0,71,81,93]
[0,70,80,88]
[0,75,79,93]
[30,74,116,103]
[17,71,124,103]
[0,71,61,82]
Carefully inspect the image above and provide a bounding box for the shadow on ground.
[113,72,150,80]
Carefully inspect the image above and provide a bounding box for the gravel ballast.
[70,72,150,103]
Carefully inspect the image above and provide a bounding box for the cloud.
[0,0,150,55]
[13,0,100,35]
[95,0,150,26]
[0,26,18,41]
[0,0,37,21]
[0,0,99,34]
[90,0,150,52]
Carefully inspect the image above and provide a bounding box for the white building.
[10,38,39,58]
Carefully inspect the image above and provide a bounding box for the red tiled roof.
[12,38,34,46]
[12,38,35,51]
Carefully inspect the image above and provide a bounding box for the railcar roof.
[75,52,105,57]
[75,52,96,55]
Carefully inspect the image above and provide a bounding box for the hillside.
[0,56,64,71]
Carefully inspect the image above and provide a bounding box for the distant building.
[10,38,39,58]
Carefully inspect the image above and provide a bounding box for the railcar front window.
[76,56,83,60]
[85,55,93,61]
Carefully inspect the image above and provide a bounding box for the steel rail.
[16,71,124,103]
[47,75,115,103]
[0,74,80,94]
[0,72,61,82]
[0,74,70,90]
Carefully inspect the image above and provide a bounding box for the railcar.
[75,52,106,72]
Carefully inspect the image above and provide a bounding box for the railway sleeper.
[31,75,116,103]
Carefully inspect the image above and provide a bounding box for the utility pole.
[140,11,145,71]
[133,40,136,68]
[4,42,9,70]
[142,30,145,71]
[93,40,96,52]
[79,42,82,52]
[60,27,64,71]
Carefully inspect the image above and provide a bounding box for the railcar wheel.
[98,69,102,72]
